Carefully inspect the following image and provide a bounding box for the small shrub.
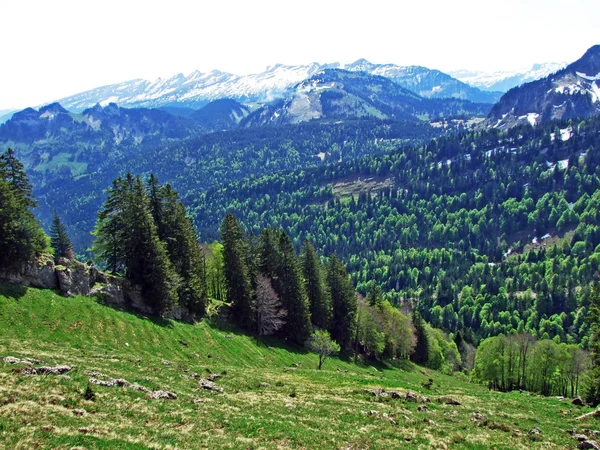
[83,385,96,401]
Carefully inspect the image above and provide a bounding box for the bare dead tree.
[256,274,287,336]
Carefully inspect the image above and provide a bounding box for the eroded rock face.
[1,255,194,321]
[0,257,58,290]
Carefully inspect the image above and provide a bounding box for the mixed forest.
[3,91,600,405]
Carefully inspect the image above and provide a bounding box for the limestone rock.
[148,390,177,400]
[437,396,461,405]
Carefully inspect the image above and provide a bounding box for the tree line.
[220,212,422,361]
[92,173,207,317]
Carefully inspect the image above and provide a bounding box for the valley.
[2,38,600,449]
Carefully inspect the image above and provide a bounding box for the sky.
[1,0,598,110]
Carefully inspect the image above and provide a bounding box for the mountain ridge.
[51,60,502,112]
[484,45,600,129]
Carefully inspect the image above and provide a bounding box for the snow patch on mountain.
[450,62,567,92]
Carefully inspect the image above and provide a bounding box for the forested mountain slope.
[5,116,440,250]
[190,116,600,345]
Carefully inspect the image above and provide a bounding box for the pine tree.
[274,231,311,345]
[0,148,35,208]
[367,283,383,307]
[147,177,207,317]
[92,176,129,274]
[125,175,178,315]
[50,211,74,259]
[300,240,332,330]
[92,174,177,315]
[326,255,357,351]
[411,311,429,365]
[221,213,254,330]
[0,148,48,269]
[586,283,600,406]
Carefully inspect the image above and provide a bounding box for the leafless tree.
[256,274,287,336]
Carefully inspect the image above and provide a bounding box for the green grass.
[0,282,593,449]
[35,152,88,176]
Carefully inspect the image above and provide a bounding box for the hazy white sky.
[1,0,597,110]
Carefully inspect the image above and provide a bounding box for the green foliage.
[273,232,311,345]
[300,240,332,330]
[306,329,340,369]
[326,255,357,351]
[221,213,254,330]
[474,332,590,397]
[0,148,48,269]
[192,116,600,344]
[411,311,429,364]
[92,173,209,316]
[586,283,600,405]
[50,211,74,259]
[147,176,207,317]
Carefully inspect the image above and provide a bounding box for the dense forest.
[189,116,600,346]
[15,118,445,250]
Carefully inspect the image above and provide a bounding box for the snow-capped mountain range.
[54,60,504,112]
[484,45,600,130]
[449,62,567,92]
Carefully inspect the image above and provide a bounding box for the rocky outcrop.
[0,255,193,321]
[0,256,58,290]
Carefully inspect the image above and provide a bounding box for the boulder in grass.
[148,390,177,400]
[199,379,224,392]
[437,396,461,405]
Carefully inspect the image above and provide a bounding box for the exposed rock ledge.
[0,256,192,321]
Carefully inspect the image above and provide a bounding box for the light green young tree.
[307,330,340,370]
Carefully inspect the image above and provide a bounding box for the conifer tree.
[326,255,357,351]
[300,240,332,330]
[92,176,128,274]
[274,231,311,344]
[93,174,177,315]
[221,213,254,330]
[411,311,429,364]
[0,148,35,207]
[124,175,178,315]
[50,211,74,259]
[586,283,600,406]
[147,177,207,317]
[258,228,282,280]
[0,148,48,269]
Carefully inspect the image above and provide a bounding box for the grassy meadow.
[0,282,595,449]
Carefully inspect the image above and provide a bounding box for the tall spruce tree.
[586,283,600,405]
[274,231,311,345]
[93,174,177,315]
[326,255,357,351]
[221,213,254,330]
[0,148,47,269]
[92,176,129,274]
[300,240,332,330]
[411,311,429,364]
[124,175,178,315]
[50,211,74,259]
[147,177,207,317]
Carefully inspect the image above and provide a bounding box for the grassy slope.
[0,283,593,449]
